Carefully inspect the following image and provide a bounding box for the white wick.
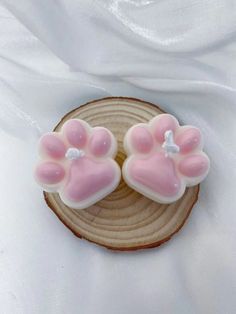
[65,147,85,160]
[162,130,180,156]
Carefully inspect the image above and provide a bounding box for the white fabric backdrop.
[0,1,236,313]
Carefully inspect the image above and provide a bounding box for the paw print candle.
[35,119,121,209]
[123,114,210,204]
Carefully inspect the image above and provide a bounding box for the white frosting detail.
[65,147,85,160]
[162,130,180,156]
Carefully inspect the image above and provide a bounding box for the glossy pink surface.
[176,128,201,154]
[130,126,153,153]
[64,157,115,201]
[36,162,65,184]
[178,154,209,177]
[89,128,111,156]
[35,118,119,208]
[124,113,209,202]
[64,119,87,148]
[40,134,66,159]
[153,114,177,143]
[130,152,181,197]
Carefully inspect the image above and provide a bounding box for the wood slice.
[44,97,199,251]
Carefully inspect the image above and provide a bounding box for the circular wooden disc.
[44,97,199,251]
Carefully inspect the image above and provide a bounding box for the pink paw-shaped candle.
[123,114,210,203]
[35,119,121,209]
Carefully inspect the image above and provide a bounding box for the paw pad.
[35,119,120,209]
[123,114,210,203]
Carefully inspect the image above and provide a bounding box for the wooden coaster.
[44,97,199,251]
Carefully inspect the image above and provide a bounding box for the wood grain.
[44,97,199,251]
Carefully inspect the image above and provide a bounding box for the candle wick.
[65,147,85,160]
[162,130,180,156]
